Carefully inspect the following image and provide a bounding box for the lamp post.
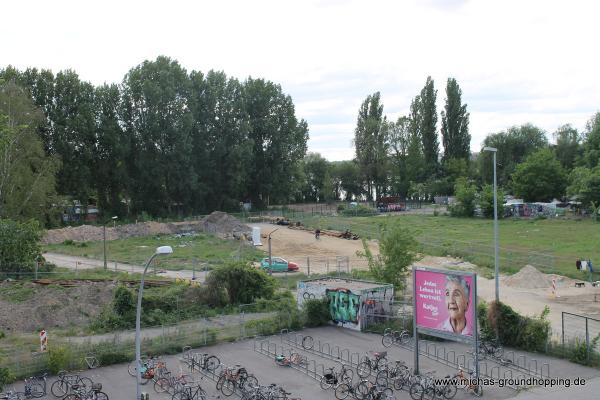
[103,216,118,270]
[483,146,500,303]
[268,229,279,273]
[135,245,173,400]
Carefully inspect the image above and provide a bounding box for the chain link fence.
[562,312,600,362]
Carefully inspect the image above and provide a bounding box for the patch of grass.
[0,284,35,303]
[44,233,264,271]
[287,213,600,280]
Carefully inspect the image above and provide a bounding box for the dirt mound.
[199,211,251,239]
[0,281,115,333]
[503,265,576,289]
[42,212,250,244]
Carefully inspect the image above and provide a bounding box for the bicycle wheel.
[357,361,371,378]
[341,368,353,384]
[381,387,395,400]
[382,334,394,348]
[51,380,68,397]
[205,356,220,372]
[375,370,388,388]
[443,383,457,400]
[334,383,351,400]
[400,332,411,345]
[242,375,259,392]
[154,378,170,393]
[78,377,94,390]
[320,374,335,390]
[216,375,226,391]
[302,336,314,350]
[63,395,79,400]
[393,375,406,391]
[87,357,100,369]
[28,382,46,398]
[473,385,483,397]
[95,392,109,400]
[220,379,235,396]
[494,345,504,359]
[375,357,388,371]
[128,360,137,376]
[409,383,425,400]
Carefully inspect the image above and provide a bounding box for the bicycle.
[50,372,94,397]
[23,373,47,398]
[477,339,503,360]
[128,356,164,385]
[362,381,394,400]
[334,379,370,400]
[381,328,411,348]
[320,362,354,390]
[301,335,314,350]
[409,371,437,400]
[453,368,482,397]
[63,383,108,400]
[0,391,25,400]
[275,353,307,367]
[357,351,388,378]
[154,371,192,394]
[191,353,220,372]
[376,360,409,390]
[171,382,207,400]
[84,353,100,369]
[216,365,258,397]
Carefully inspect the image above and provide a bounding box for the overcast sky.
[3,0,599,160]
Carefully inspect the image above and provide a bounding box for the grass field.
[289,213,600,280]
[43,233,264,270]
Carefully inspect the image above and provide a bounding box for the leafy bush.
[449,178,477,217]
[303,298,330,327]
[113,285,135,316]
[206,261,277,304]
[0,219,43,275]
[478,184,505,219]
[0,330,5,339]
[0,367,15,391]
[48,346,73,374]
[480,301,550,352]
[98,351,131,365]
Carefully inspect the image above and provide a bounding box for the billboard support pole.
[474,273,479,379]
[413,268,419,375]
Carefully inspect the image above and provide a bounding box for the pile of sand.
[42,211,250,244]
[503,265,576,289]
[199,211,251,239]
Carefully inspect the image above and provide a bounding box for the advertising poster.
[414,269,475,337]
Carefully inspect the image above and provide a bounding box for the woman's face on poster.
[445,280,468,320]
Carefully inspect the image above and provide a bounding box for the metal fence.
[562,312,600,362]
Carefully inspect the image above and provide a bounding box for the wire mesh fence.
[562,312,600,360]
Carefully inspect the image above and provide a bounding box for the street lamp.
[103,216,118,270]
[268,229,279,273]
[483,146,500,303]
[135,245,173,400]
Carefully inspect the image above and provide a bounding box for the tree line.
[298,77,600,212]
[0,56,309,224]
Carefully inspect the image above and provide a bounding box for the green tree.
[449,177,477,217]
[512,148,567,202]
[0,219,42,274]
[582,112,600,168]
[206,262,277,304]
[244,78,309,207]
[387,116,411,197]
[113,285,135,316]
[553,124,582,170]
[479,184,505,219]
[567,167,600,208]
[0,81,59,222]
[301,153,332,202]
[441,78,470,162]
[354,92,388,200]
[418,77,439,177]
[406,97,426,185]
[479,124,548,187]
[357,222,419,290]
[334,160,362,201]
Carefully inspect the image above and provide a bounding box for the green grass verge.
[43,232,264,270]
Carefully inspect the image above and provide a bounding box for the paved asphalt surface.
[5,326,599,400]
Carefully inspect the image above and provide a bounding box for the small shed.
[297,277,394,331]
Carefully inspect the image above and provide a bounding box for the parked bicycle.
[477,339,503,360]
[362,381,394,400]
[128,356,165,384]
[171,382,207,400]
[63,383,108,400]
[381,328,411,348]
[453,368,482,397]
[320,363,354,390]
[0,391,25,400]
[334,379,369,400]
[376,360,409,390]
[216,365,258,397]
[357,351,388,378]
[409,371,437,400]
[51,371,93,397]
[154,371,192,394]
[84,353,100,369]
[23,373,47,398]
[275,353,307,367]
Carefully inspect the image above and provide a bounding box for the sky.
[2,0,599,161]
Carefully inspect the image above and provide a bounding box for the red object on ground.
[287,262,299,271]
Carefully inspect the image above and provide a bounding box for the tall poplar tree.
[441,78,470,162]
[419,77,439,176]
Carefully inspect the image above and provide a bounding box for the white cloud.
[3,0,599,160]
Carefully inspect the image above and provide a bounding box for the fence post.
[307,257,310,276]
[561,312,565,347]
[586,317,590,362]
[35,262,39,280]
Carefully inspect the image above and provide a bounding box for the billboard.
[414,268,476,338]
